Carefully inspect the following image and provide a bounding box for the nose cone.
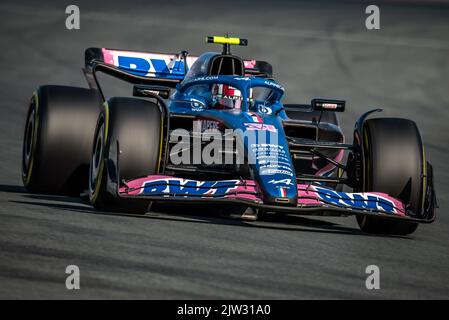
[250,140,298,206]
[239,117,297,206]
[259,176,298,206]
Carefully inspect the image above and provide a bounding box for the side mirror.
[311,98,345,112]
[133,85,170,99]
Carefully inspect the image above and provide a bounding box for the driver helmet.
[211,84,243,109]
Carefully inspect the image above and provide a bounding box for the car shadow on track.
[0,184,27,193]
[0,184,409,239]
[1,184,409,239]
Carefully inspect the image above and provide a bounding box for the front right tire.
[356,118,426,235]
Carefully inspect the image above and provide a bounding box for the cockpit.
[182,79,281,113]
[176,36,281,113]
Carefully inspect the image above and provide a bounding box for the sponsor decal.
[321,103,338,109]
[244,123,277,132]
[260,169,294,176]
[193,119,221,132]
[257,105,272,115]
[142,178,239,196]
[189,98,205,111]
[263,80,284,91]
[220,95,243,100]
[113,52,192,79]
[252,143,294,177]
[268,178,294,186]
[314,187,396,214]
[191,75,219,82]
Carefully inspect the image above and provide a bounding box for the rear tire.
[356,118,425,235]
[22,85,102,195]
[89,97,164,214]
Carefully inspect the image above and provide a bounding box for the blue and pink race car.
[22,36,436,235]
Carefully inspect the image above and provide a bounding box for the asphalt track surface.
[0,0,448,299]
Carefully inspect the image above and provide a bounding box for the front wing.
[117,175,433,223]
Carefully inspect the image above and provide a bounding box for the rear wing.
[84,47,273,98]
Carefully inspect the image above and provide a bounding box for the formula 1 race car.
[22,36,436,235]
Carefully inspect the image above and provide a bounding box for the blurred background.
[0,0,448,299]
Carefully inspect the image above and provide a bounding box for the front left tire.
[89,97,164,214]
